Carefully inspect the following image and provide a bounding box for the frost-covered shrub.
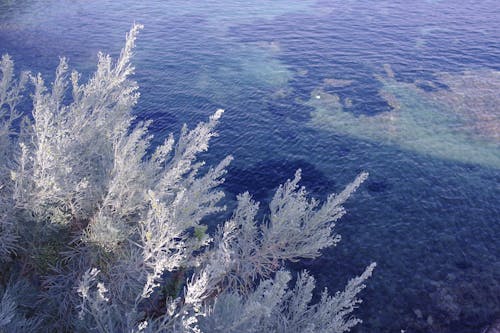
[0,24,375,332]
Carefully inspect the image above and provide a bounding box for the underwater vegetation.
[306,64,500,169]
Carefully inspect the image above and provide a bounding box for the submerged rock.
[305,65,500,169]
[430,70,500,141]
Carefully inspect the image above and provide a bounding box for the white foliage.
[0,54,28,260]
[309,262,377,333]
[77,268,115,332]
[200,270,291,333]
[0,285,16,327]
[0,24,375,333]
[214,170,369,290]
[23,24,143,222]
[0,282,40,331]
[201,264,376,333]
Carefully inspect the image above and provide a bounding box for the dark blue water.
[1,1,499,331]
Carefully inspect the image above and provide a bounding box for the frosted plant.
[0,24,375,332]
[0,54,28,261]
[199,264,376,333]
[0,281,40,331]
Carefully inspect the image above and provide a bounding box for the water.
[1,1,499,331]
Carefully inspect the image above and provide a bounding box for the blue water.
[1,1,499,331]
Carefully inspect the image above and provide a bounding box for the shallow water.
[1,1,499,331]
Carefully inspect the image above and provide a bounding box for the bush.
[0,24,375,332]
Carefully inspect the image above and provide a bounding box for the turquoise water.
[1,1,499,331]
